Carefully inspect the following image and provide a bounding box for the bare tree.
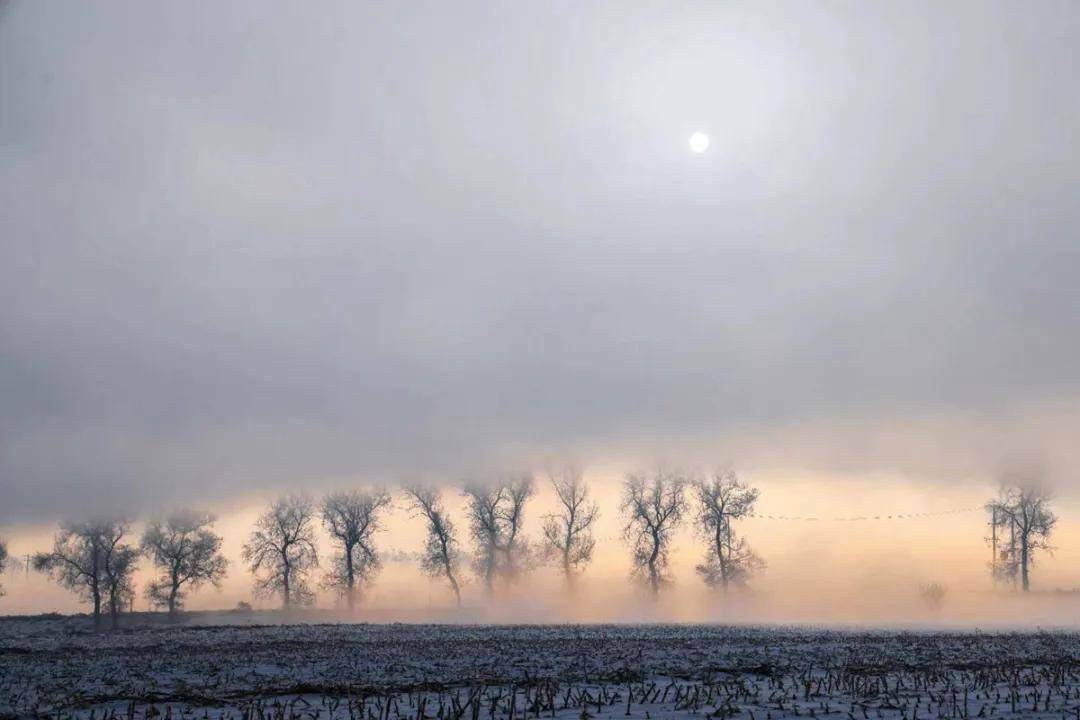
[920,581,947,612]
[692,468,764,591]
[34,523,105,629]
[404,485,462,606]
[34,519,136,630]
[242,494,319,608]
[501,475,535,582]
[321,489,392,610]
[542,467,599,585]
[141,509,228,618]
[0,537,7,597]
[463,474,535,592]
[103,532,139,627]
[621,468,688,597]
[987,479,1056,592]
[462,482,503,591]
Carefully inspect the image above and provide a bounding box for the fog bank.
[6,474,1080,626]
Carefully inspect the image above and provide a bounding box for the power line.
[590,507,982,542]
[743,506,981,522]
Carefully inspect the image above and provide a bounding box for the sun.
[688,132,710,153]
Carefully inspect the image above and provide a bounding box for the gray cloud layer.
[2,1,1079,520]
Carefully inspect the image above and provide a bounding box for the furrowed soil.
[2,618,1079,719]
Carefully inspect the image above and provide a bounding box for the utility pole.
[990,505,998,589]
[1008,518,1017,590]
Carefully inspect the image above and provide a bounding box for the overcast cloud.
[2,1,1079,520]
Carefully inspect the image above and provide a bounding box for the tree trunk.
[168,561,181,620]
[484,549,496,594]
[345,546,356,611]
[282,551,292,608]
[92,587,102,631]
[648,531,661,597]
[1021,535,1030,592]
[715,526,726,587]
[449,572,462,607]
[109,589,120,630]
[563,517,575,586]
[91,547,102,631]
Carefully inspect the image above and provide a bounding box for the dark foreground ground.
[2,616,1079,719]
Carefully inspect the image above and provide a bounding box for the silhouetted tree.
[621,468,688,597]
[321,489,392,610]
[35,524,104,629]
[104,533,139,627]
[463,474,534,592]
[987,479,1056,592]
[242,494,319,608]
[405,485,462,606]
[34,518,136,630]
[0,538,7,597]
[463,482,502,591]
[542,467,599,586]
[920,581,947,612]
[502,476,534,580]
[141,509,228,618]
[692,468,764,591]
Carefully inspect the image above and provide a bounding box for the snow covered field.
[3,618,1079,720]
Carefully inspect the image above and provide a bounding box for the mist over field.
[3,472,1080,627]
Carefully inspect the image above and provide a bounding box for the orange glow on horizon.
[5,471,1080,625]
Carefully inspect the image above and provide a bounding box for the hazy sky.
[2,1,1080,523]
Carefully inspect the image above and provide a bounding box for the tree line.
[0,471,1057,630]
[1,467,763,629]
